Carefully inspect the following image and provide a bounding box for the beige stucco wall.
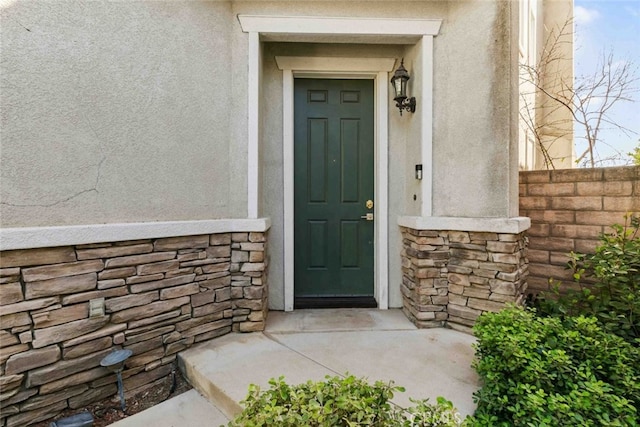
[432,0,520,218]
[1,1,243,227]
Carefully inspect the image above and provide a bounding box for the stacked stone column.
[400,229,450,328]
[401,227,528,332]
[230,232,269,332]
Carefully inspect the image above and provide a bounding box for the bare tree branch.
[520,17,639,168]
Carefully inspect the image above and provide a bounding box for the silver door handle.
[360,213,374,221]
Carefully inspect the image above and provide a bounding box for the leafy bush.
[227,374,464,427]
[470,307,640,426]
[535,215,640,343]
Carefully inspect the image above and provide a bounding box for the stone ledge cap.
[0,218,272,251]
[398,216,531,234]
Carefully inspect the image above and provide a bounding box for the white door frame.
[276,57,394,311]
[238,15,442,311]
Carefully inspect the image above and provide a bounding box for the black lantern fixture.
[390,59,416,115]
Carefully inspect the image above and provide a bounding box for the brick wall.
[0,232,268,427]
[520,166,639,296]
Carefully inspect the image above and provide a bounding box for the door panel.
[340,220,360,268]
[294,78,375,306]
[308,220,328,269]
[307,119,329,203]
[341,119,360,203]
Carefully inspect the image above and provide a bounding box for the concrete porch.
[112,309,479,426]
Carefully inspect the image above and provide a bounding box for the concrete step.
[109,389,228,427]
[178,309,479,420]
[178,332,335,420]
[264,307,418,333]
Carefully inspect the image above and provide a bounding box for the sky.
[573,0,640,166]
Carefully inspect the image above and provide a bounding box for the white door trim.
[238,16,442,311]
[278,57,391,311]
[239,15,442,220]
[275,57,396,73]
[247,31,261,219]
[420,35,435,217]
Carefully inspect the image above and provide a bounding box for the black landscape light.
[100,349,133,412]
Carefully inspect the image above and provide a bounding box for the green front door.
[294,78,375,308]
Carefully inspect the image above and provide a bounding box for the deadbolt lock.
[366,199,374,209]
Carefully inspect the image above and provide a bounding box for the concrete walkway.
[109,389,228,427]
[112,309,479,426]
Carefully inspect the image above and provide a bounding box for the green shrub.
[535,215,640,344]
[227,374,464,427]
[469,307,640,426]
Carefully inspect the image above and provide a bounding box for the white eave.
[238,15,442,44]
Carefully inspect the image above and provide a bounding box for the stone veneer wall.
[401,228,528,333]
[520,166,639,296]
[0,232,268,427]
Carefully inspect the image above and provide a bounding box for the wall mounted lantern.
[390,59,416,115]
